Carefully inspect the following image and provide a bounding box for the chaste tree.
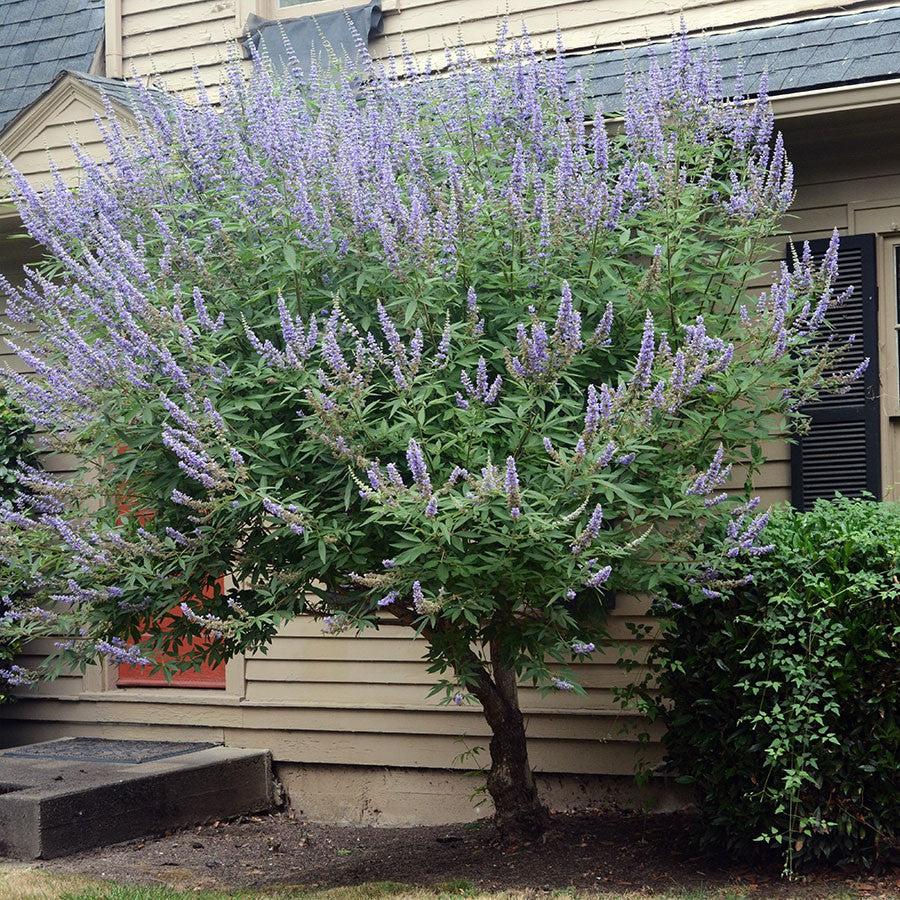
[0,30,863,836]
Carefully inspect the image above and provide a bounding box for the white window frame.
[81,654,246,705]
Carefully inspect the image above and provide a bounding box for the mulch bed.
[35,810,899,897]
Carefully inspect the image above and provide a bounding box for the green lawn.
[0,865,871,900]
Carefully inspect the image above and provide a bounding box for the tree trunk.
[470,641,550,839]
[388,610,549,839]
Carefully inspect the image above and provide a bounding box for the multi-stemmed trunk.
[467,640,550,839]
[395,609,549,839]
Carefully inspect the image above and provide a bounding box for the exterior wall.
[277,764,690,825]
[0,79,112,192]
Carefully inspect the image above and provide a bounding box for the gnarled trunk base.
[485,703,550,839]
[474,641,550,840]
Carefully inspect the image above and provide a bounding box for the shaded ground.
[10,811,899,899]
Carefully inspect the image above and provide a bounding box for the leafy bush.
[0,32,863,834]
[640,498,899,873]
[0,388,35,702]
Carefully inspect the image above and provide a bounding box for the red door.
[118,581,227,689]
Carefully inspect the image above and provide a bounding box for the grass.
[0,866,874,900]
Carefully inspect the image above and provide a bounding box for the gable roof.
[69,71,147,114]
[0,0,105,133]
[567,4,900,108]
[0,69,148,214]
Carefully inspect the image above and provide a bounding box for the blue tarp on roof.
[0,0,105,132]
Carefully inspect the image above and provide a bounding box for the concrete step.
[0,738,275,859]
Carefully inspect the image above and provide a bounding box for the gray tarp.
[242,2,384,79]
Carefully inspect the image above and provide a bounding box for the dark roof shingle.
[566,4,900,109]
[0,0,105,132]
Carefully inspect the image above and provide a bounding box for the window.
[268,0,398,18]
[114,468,226,690]
[117,578,227,690]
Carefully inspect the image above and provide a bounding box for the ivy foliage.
[636,498,899,874]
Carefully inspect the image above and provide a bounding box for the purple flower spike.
[504,456,521,513]
[406,439,432,497]
[633,310,655,388]
[411,580,426,613]
[586,565,612,588]
[553,280,582,357]
[593,301,614,345]
[687,444,731,497]
[572,502,604,554]
[0,664,36,686]
[583,384,600,437]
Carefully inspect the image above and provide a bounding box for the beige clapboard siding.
[120,0,238,93]
[11,659,84,698]
[122,0,238,35]
[2,715,658,774]
[2,694,656,737]
[2,95,111,190]
[243,612,654,713]
[0,719,226,749]
[241,681,632,709]
[1,697,659,774]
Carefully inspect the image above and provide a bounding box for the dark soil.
[37,810,899,897]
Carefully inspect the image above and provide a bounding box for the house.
[1,0,898,826]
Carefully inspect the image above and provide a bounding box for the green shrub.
[0,388,35,703]
[640,497,899,874]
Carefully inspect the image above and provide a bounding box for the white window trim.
[850,200,900,420]
[882,236,900,422]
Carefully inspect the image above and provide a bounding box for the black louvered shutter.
[788,233,881,510]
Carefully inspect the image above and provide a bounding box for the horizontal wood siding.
[3,95,111,189]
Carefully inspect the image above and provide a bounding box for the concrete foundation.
[276,763,691,826]
[0,738,275,859]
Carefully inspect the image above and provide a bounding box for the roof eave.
[769,77,900,119]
